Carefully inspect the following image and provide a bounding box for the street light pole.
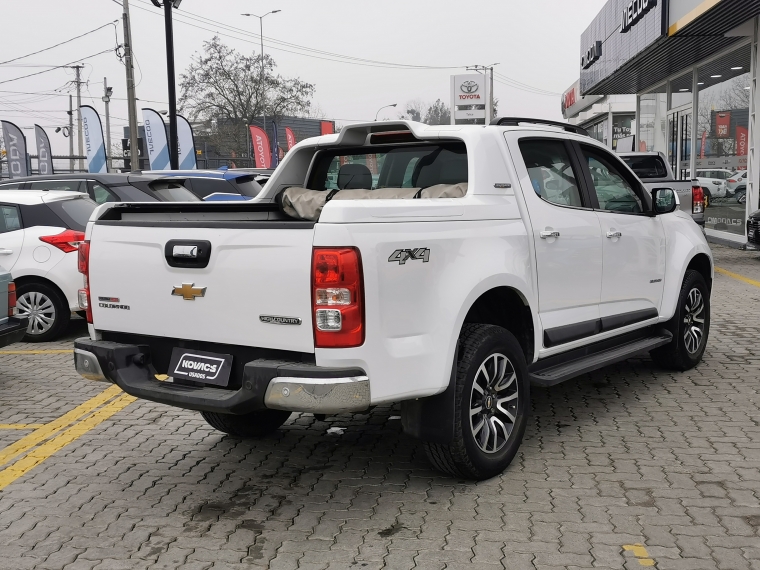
[242,11,280,141]
[152,0,181,169]
[375,103,397,121]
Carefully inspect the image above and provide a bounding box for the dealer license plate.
[167,347,233,387]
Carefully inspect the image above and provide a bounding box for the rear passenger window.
[0,206,21,233]
[29,180,85,193]
[518,140,584,207]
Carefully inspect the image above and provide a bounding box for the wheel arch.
[461,286,535,364]
[686,253,712,292]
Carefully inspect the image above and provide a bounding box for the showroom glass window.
[586,118,608,147]
[639,84,666,153]
[697,44,751,237]
[612,114,635,151]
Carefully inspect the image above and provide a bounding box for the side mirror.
[651,187,677,215]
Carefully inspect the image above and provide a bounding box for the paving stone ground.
[0,244,759,570]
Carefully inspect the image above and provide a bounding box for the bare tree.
[179,36,315,156]
[398,99,451,125]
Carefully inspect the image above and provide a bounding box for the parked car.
[0,173,200,205]
[690,168,731,201]
[74,118,712,480]
[142,169,264,199]
[618,151,704,225]
[747,209,760,248]
[0,191,97,341]
[0,269,28,348]
[726,170,747,195]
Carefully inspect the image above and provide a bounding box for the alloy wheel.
[17,291,56,336]
[683,287,705,354]
[469,353,519,454]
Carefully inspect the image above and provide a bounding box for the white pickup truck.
[74,118,713,480]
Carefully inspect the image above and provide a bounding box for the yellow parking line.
[623,544,655,567]
[0,350,73,354]
[0,424,44,430]
[715,267,760,289]
[0,384,122,467]
[0,394,135,491]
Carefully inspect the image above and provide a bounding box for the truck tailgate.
[88,218,316,352]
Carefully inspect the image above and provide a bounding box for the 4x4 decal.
[388,248,430,265]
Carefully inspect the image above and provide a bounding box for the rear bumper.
[73,338,370,415]
[0,317,29,348]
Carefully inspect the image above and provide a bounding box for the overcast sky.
[1,0,608,155]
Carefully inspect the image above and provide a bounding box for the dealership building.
[577,0,760,246]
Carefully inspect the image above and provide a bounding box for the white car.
[74,118,712,480]
[726,170,747,195]
[692,169,731,200]
[0,190,96,341]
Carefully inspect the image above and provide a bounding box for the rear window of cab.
[308,143,468,191]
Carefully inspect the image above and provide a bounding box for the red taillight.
[728,179,737,183]
[39,229,85,253]
[692,185,704,214]
[77,240,92,324]
[312,247,364,348]
[7,282,16,317]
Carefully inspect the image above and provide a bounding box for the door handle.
[539,230,560,239]
[606,231,622,239]
[0,249,12,255]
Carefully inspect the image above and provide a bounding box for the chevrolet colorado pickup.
[74,118,713,480]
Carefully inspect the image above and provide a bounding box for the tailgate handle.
[164,240,212,268]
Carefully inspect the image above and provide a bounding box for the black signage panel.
[580,0,666,95]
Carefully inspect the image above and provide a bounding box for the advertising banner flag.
[700,131,707,158]
[176,114,197,170]
[736,126,749,156]
[285,127,296,150]
[249,125,271,168]
[34,124,54,175]
[320,121,334,135]
[271,121,280,168]
[79,105,108,173]
[716,112,731,138]
[142,108,170,170]
[1,120,29,178]
[366,154,378,174]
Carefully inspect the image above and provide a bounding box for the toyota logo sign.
[460,81,479,94]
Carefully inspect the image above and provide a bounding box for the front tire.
[423,324,529,480]
[650,269,710,371]
[15,282,70,342]
[201,409,291,438]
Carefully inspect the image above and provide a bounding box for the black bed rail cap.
[490,117,589,137]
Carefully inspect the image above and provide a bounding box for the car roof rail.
[490,117,589,137]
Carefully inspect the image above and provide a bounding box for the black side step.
[528,329,673,387]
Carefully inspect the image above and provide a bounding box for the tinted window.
[0,205,21,233]
[233,175,263,197]
[310,143,468,191]
[18,203,65,229]
[581,146,643,214]
[187,177,230,198]
[518,139,583,207]
[89,183,119,204]
[46,197,97,231]
[110,185,158,202]
[29,180,86,193]
[0,182,22,190]
[151,185,200,201]
[621,155,668,178]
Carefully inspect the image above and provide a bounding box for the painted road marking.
[0,384,122,467]
[0,349,73,354]
[715,267,760,289]
[623,544,655,567]
[0,424,44,430]
[0,393,135,491]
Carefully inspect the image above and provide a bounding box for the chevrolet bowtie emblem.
[171,283,207,300]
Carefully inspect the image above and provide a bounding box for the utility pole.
[102,77,113,172]
[163,0,179,170]
[123,0,140,171]
[72,65,84,171]
[68,95,74,173]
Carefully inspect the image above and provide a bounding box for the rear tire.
[15,282,70,342]
[423,324,529,480]
[650,269,710,371]
[200,409,291,438]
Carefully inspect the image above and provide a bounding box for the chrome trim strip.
[74,348,108,382]
[264,375,370,414]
